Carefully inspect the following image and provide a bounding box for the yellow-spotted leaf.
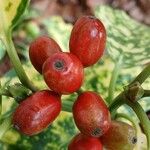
[0,0,30,35]
[95,6,150,68]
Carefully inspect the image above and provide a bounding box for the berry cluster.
[12,16,137,149]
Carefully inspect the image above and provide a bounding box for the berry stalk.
[129,63,150,85]
[109,92,125,118]
[108,55,123,104]
[0,81,2,117]
[0,115,12,139]
[143,90,150,97]
[110,64,150,116]
[2,29,38,92]
[0,88,12,98]
[109,89,150,117]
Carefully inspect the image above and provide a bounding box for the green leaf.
[95,6,150,68]
[0,0,30,35]
[0,40,6,61]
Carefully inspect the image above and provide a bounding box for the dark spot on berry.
[91,128,102,137]
[132,137,137,144]
[54,60,64,70]
[14,124,20,130]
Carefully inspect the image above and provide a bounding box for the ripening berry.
[42,52,84,94]
[100,120,137,150]
[12,90,61,136]
[29,36,61,73]
[69,16,106,67]
[68,133,103,150]
[73,91,111,137]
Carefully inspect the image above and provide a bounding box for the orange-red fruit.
[69,16,106,67]
[101,120,137,150]
[68,133,103,150]
[29,36,61,73]
[42,52,84,94]
[12,90,61,136]
[73,91,111,137]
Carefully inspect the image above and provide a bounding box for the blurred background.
[0,0,150,150]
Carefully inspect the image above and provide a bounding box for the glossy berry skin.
[73,91,111,137]
[29,36,61,73]
[100,120,137,150]
[69,16,106,67]
[42,52,84,94]
[12,90,61,136]
[68,133,103,150]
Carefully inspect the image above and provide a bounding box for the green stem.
[3,30,38,92]
[0,87,74,113]
[0,103,17,124]
[130,64,150,85]
[126,100,150,150]
[108,55,123,104]
[0,81,2,116]
[0,88,12,97]
[144,90,150,97]
[0,115,12,139]
[109,92,125,118]
[109,89,150,118]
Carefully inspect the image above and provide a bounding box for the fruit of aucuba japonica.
[29,36,61,73]
[100,120,137,150]
[73,91,111,137]
[68,133,103,150]
[12,90,61,136]
[69,16,106,67]
[42,52,84,94]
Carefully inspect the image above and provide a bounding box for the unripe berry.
[69,16,106,67]
[68,133,103,150]
[42,52,84,94]
[12,90,61,136]
[100,120,137,150]
[29,36,61,73]
[73,91,111,137]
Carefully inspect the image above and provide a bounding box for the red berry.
[69,16,106,67]
[42,52,84,94]
[29,36,61,73]
[68,133,103,150]
[73,91,111,137]
[100,120,137,150]
[12,90,61,136]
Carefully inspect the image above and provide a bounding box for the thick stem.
[126,100,150,149]
[0,88,12,97]
[130,64,150,85]
[0,82,2,116]
[144,90,150,97]
[0,115,12,139]
[109,92,125,118]
[108,55,123,104]
[3,30,38,92]
[110,89,150,118]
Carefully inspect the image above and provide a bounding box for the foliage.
[0,4,149,150]
[0,0,29,35]
[95,6,150,68]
